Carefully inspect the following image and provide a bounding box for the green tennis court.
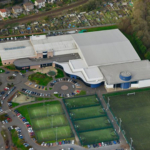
[28,103,63,119]
[79,128,118,145]
[31,114,69,130]
[70,106,105,120]
[74,116,111,131]
[36,126,73,142]
[64,95,100,108]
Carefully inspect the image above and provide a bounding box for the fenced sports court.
[63,95,119,145]
[103,88,150,150]
[28,101,74,143]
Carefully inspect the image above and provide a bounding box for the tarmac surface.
[0,67,129,150]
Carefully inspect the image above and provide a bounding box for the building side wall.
[35,53,43,58]
[105,82,114,88]
[30,65,40,69]
[2,59,16,65]
[138,79,150,88]
[47,51,53,57]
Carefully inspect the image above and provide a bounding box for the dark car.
[5,71,10,74]
[1,91,5,95]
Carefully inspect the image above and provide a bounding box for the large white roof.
[0,40,35,60]
[30,35,77,53]
[72,29,141,66]
[99,60,150,85]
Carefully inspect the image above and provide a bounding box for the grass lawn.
[54,94,61,98]
[36,126,73,143]
[87,25,117,32]
[74,116,111,132]
[35,97,51,101]
[76,90,86,96]
[5,65,16,70]
[79,128,118,145]
[20,70,26,73]
[0,114,7,121]
[1,129,8,142]
[103,89,150,150]
[70,106,105,120]
[55,68,64,79]
[32,114,68,130]
[64,95,99,108]
[11,129,29,150]
[28,72,53,86]
[12,102,20,108]
[0,57,3,66]
[28,103,64,119]
[0,68,5,73]
[16,101,60,124]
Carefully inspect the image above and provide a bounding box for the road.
[0,67,129,150]
[0,0,87,28]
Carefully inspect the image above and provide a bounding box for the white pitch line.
[41,131,44,139]
[60,117,63,124]
[64,128,67,135]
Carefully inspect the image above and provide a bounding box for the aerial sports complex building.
[0,29,150,89]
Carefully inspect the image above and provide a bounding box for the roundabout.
[53,81,75,94]
[61,85,69,90]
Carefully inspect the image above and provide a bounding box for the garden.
[28,72,53,86]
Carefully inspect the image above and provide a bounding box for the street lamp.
[119,118,122,133]
[108,97,110,105]
[130,138,133,150]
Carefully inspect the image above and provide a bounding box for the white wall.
[138,79,150,88]
[105,82,113,88]
[53,49,78,56]
[131,83,139,88]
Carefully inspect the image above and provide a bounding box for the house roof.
[12,5,22,10]
[35,0,45,3]
[0,9,6,13]
[23,2,33,6]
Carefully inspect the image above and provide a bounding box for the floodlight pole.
[106,103,110,110]
[119,118,122,133]
[122,130,125,135]
[108,97,110,106]
[130,138,133,150]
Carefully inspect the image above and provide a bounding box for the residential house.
[0,9,7,18]
[47,0,55,3]
[35,0,46,8]
[23,2,34,11]
[12,5,23,14]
